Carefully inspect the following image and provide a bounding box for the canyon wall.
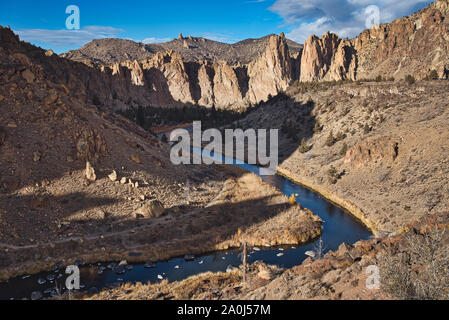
[2,1,448,113]
[301,0,449,82]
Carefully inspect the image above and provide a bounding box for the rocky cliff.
[94,32,298,110]
[301,0,449,81]
[3,1,448,113]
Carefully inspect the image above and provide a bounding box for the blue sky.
[0,0,434,53]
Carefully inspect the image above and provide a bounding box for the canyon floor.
[80,80,449,300]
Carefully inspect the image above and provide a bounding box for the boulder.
[257,269,273,281]
[33,151,41,162]
[137,199,165,218]
[21,69,35,83]
[85,161,96,181]
[108,170,117,182]
[130,154,142,164]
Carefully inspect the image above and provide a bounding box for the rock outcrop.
[301,0,449,81]
[300,32,357,82]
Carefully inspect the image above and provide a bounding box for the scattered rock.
[21,69,35,83]
[33,151,41,162]
[108,170,117,182]
[144,262,156,269]
[322,270,342,285]
[130,154,142,164]
[118,260,128,266]
[120,177,127,184]
[226,265,239,273]
[31,291,43,300]
[45,49,54,57]
[85,161,96,181]
[46,274,56,281]
[184,254,195,261]
[92,210,106,220]
[114,265,126,275]
[137,199,165,218]
[257,269,273,281]
[305,251,316,259]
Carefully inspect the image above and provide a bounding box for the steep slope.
[0,27,322,281]
[227,80,449,235]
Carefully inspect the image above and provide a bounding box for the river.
[0,149,372,300]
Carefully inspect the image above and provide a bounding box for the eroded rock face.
[302,1,449,81]
[344,137,399,169]
[300,32,356,82]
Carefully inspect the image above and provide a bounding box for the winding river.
[0,150,372,300]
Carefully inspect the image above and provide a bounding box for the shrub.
[289,194,297,205]
[363,124,372,134]
[313,121,322,133]
[405,75,416,85]
[298,138,312,153]
[426,70,439,80]
[92,95,102,106]
[379,228,449,300]
[327,166,339,184]
[375,75,383,82]
[325,131,336,147]
[335,132,347,142]
[339,143,348,157]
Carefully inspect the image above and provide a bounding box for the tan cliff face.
[2,1,448,113]
[79,1,448,110]
[301,0,449,82]
[300,32,357,82]
[97,34,295,110]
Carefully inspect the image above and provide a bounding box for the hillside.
[61,34,303,65]
[0,27,322,281]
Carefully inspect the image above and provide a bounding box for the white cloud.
[269,0,433,43]
[141,37,171,44]
[16,25,124,48]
